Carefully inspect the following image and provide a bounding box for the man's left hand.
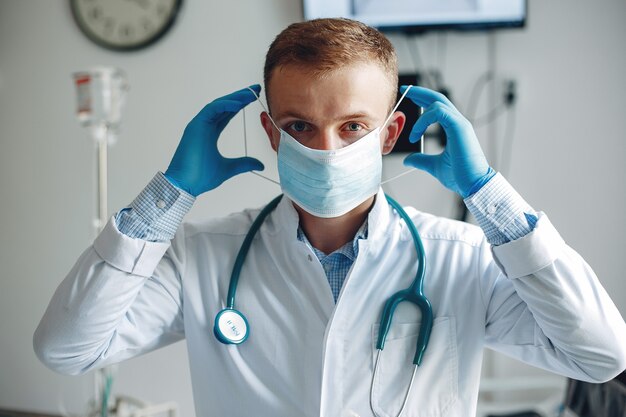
[401,85,495,198]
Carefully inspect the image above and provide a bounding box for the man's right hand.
[164,85,264,197]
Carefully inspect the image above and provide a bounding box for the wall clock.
[70,0,183,51]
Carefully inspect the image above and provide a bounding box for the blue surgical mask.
[277,126,383,218]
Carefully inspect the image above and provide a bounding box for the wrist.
[163,171,192,195]
[118,172,195,240]
[464,167,496,198]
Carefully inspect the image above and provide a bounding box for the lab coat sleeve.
[481,213,626,383]
[33,215,187,376]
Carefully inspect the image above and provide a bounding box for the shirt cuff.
[115,172,195,242]
[464,173,538,246]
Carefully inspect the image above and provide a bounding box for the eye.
[340,122,368,145]
[346,122,362,132]
[290,121,308,132]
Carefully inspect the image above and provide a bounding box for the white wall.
[0,0,624,415]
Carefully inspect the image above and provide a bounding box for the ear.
[381,111,406,155]
[260,111,280,152]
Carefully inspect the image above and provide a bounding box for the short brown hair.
[263,18,398,108]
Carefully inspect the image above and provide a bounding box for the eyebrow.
[275,110,376,123]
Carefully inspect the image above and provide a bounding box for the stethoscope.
[213,194,433,417]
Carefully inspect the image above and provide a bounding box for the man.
[35,18,626,417]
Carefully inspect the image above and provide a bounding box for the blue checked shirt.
[115,172,537,303]
[297,222,368,302]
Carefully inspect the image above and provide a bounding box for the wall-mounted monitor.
[303,0,527,32]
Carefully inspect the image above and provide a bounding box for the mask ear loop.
[381,85,422,185]
[247,87,281,131]
[381,84,413,130]
[242,87,281,186]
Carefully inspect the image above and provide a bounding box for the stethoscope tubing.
[384,195,426,295]
[226,194,284,309]
[379,195,433,366]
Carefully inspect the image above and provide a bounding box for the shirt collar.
[297,219,368,262]
[273,188,390,248]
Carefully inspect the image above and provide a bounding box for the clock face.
[70,0,183,51]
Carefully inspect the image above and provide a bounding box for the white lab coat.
[34,189,626,417]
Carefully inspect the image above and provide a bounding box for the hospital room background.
[0,0,624,416]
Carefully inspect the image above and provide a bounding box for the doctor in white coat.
[35,18,626,417]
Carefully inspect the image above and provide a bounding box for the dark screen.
[390,73,422,154]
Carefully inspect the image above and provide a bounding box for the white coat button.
[307,254,313,262]
[487,203,497,214]
[156,199,166,209]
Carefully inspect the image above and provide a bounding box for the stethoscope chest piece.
[214,308,249,344]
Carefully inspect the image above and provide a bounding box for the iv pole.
[95,124,109,233]
[73,68,123,234]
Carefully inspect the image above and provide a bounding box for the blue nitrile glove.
[401,85,495,198]
[164,85,264,197]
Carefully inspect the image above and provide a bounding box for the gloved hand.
[164,85,264,197]
[401,86,495,198]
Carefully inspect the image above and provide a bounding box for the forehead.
[266,63,394,121]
